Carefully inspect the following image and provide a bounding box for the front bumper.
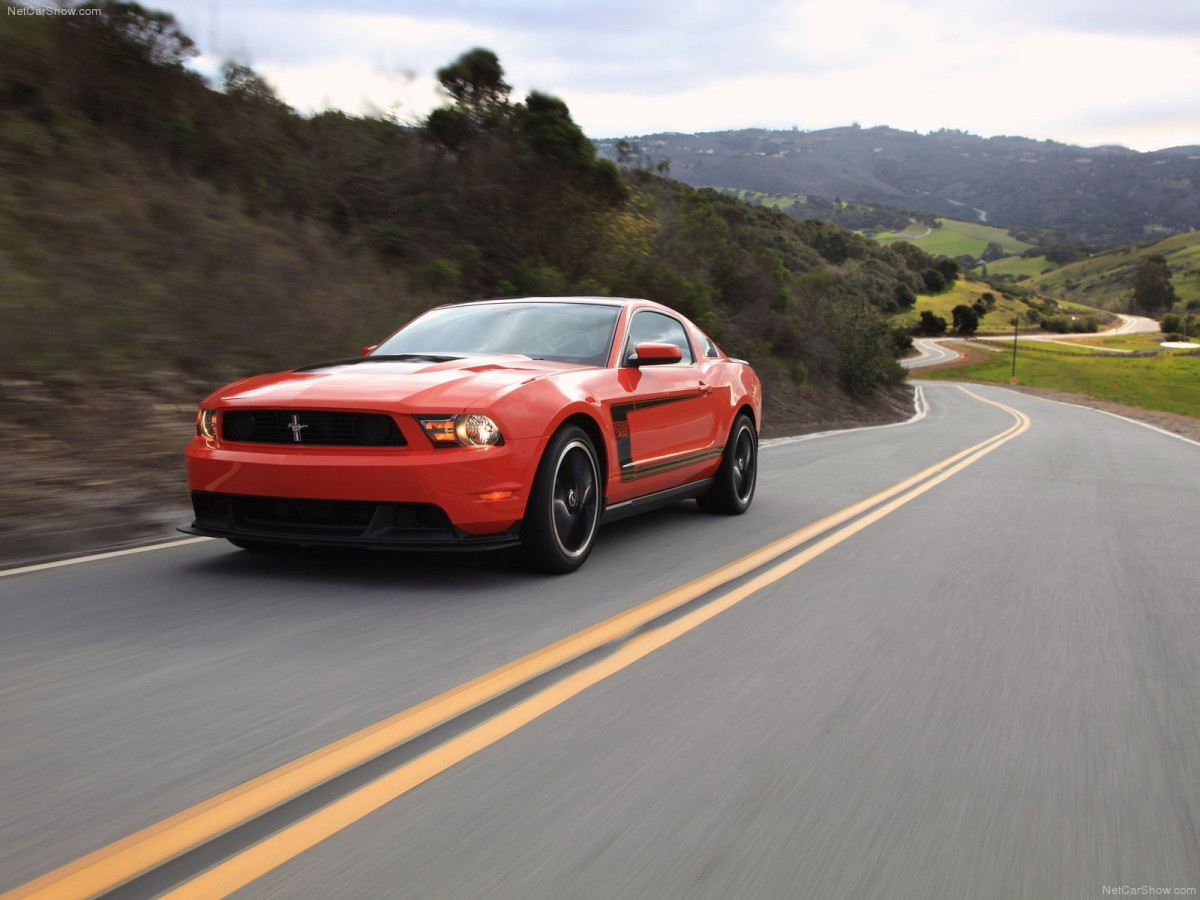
[181,492,521,550]
[183,435,540,544]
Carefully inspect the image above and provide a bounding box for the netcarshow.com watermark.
[1102,888,1196,896]
[8,5,104,15]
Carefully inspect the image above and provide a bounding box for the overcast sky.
[152,0,1200,152]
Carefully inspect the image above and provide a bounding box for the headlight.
[418,414,503,447]
[197,408,218,440]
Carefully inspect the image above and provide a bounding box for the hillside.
[1024,232,1200,310]
[597,127,1200,246]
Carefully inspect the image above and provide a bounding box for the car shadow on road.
[176,501,715,597]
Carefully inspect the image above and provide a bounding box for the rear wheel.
[697,413,757,515]
[519,425,602,574]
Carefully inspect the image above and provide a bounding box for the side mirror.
[360,345,378,357]
[627,342,683,367]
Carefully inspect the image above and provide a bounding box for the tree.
[221,62,285,107]
[424,105,472,151]
[1131,254,1176,314]
[952,304,979,335]
[91,2,197,67]
[921,268,946,292]
[519,91,595,171]
[981,241,1006,262]
[936,257,961,283]
[915,310,947,336]
[435,48,511,124]
[831,299,895,398]
[894,283,917,308]
[889,327,914,357]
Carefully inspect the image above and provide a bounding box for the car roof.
[448,296,639,309]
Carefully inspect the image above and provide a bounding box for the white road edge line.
[0,537,213,579]
[991,387,1200,448]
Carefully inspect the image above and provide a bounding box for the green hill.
[1025,232,1200,310]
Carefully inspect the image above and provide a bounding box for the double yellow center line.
[4,386,1029,900]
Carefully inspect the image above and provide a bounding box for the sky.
[149,0,1200,152]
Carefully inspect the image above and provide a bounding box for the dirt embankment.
[1,377,201,565]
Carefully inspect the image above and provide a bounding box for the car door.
[606,309,722,499]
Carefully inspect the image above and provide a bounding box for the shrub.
[915,310,947,336]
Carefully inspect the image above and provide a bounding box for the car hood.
[208,354,583,411]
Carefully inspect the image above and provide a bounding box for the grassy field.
[914,341,1200,418]
[985,255,1053,278]
[1068,335,1167,352]
[875,218,1034,259]
[976,338,1099,355]
[876,222,929,240]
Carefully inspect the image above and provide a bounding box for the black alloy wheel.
[697,413,757,515]
[520,425,602,573]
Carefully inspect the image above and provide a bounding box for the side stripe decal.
[611,393,718,482]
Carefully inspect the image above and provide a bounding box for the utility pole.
[1010,317,1019,383]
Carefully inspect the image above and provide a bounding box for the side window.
[625,311,694,364]
[701,334,720,359]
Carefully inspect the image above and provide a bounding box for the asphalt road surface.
[902,338,961,369]
[2,383,1198,900]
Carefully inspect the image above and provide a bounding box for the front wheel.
[519,426,602,574]
[697,413,757,515]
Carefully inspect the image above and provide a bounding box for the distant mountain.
[595,127,1200,246]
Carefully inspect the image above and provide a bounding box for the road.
[1111,313,1162,334]
[2,383,1198,899]
[902,338,961,369]
[904,314,1163,371]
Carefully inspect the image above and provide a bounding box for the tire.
[519,425,602,574]
[697,413,757,515]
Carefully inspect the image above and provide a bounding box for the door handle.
[699,381,713,396]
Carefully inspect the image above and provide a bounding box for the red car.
[182,297,762,573]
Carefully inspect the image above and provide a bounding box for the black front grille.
[192,492,453,537]
[221,410,406,446]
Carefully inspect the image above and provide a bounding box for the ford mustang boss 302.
[182,296,762,573]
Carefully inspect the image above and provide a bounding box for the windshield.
[373,302,621,367]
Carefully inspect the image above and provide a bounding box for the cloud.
[155,0,1200,151]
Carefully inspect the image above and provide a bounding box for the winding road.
[2,383,1198,899]
[905,313,1162,370]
